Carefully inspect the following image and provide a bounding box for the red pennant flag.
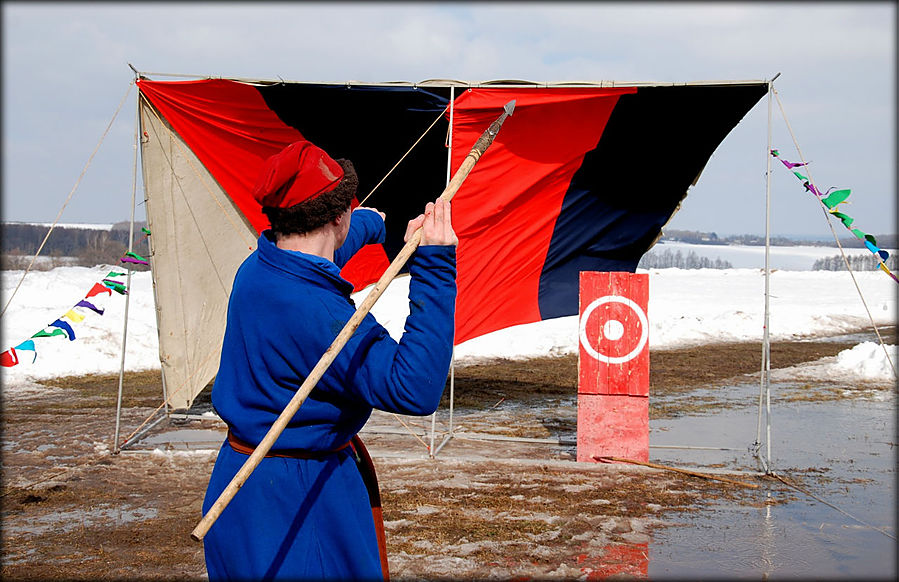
[85,282,113,299]
[0,348,18,367]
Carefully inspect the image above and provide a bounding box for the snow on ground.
[1,245,896,391]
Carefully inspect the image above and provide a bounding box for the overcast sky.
[2,2,895,237]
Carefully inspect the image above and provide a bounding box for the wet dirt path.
[1,328,893,580]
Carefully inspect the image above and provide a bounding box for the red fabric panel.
[450,87,635,344]
[345,199,391,290]
[137,79,307,234]
[137,79,389,290]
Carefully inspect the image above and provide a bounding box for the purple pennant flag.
[76,299,105,315]
[783,160,809,169]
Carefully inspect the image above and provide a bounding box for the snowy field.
[1,243,896,391]
[647,240,895,270]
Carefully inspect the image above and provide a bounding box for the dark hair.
[262,159,359,237]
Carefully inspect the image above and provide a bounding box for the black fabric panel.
[538,84,767,320]
[257,84,452,259]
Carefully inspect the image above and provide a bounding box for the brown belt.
[226,429,351,458]
[225,430,389,580]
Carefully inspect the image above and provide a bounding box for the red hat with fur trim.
[252,140,345,208]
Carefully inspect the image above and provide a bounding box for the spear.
[191,99,516,542]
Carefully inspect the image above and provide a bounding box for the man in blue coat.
[202,139,457,580]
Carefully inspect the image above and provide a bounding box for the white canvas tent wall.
[139,99,258,411]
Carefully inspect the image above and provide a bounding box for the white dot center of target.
[602,319,625,341]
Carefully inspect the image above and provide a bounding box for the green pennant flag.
[829,211,854,228]
[103,281,128,295]
[792,171,808,181]
[141,227,151,235]
[851,228,866,240]
[865,233,877,245]
[821,189,851,209]
[31,328,67,339]
[106,271,126,278]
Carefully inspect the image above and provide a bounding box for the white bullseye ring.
[579,295,649,364]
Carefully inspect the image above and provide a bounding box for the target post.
[576,271,649,462]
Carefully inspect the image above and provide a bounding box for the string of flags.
[771,149,897,284]
[1,229,152,368]
[0,270,128,367]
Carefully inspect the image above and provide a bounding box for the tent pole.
[447,86,456,447]
[431,86,457,459]
[113,80,141,454]
[755,75,777,472]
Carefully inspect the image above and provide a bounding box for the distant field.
[645,240,896,270]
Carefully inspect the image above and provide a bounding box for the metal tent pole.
[113,80,141,454]
[754,74,778,472]
[431,86,456,459]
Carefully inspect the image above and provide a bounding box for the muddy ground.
[1,327,895,580]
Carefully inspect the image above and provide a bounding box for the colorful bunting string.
[1,270,129,368]
[771,149,897,283]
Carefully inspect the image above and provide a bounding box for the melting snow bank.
[835,342,897,380]
[1,265,895,391]
[769,342,898,385]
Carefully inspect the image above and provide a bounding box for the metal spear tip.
[504,100,516,116]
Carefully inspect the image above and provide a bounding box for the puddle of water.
[648,383,896,579]
[140,428,225,450]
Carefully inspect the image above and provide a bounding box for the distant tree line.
[637,248,733,270]
[662,229,897,249]
[812,253,899,272]
[1,222,150,270]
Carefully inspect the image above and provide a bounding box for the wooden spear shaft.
[191,100,516,542]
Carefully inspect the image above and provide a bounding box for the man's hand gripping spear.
[191,99,516,542]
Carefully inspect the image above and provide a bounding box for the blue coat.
[203,209,456,580]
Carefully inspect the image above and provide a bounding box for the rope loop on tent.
[358,105,449,207]
[773,88,896,379]
[0,81,135,320]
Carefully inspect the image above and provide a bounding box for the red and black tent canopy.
[136,77,766,408]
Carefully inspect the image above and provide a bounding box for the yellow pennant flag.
[63,309,86,323]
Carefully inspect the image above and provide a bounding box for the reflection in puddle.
[576,542,649,579]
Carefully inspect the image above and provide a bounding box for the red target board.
[577,272,649,463]
[578,272,649,396]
